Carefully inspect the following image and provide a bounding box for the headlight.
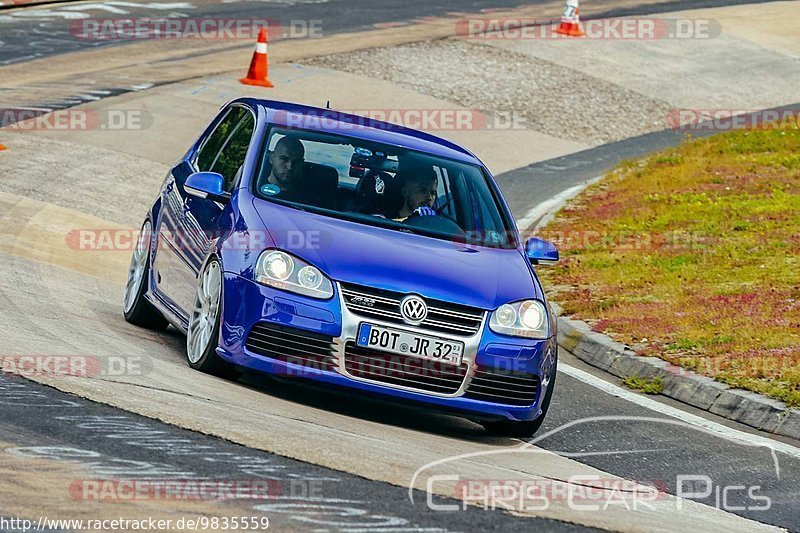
[262,251,293,281]
[489,300,549,339]
[255,250,334,299]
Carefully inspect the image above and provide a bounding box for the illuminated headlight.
[489,300,549,339]
[262,251,293,281]
[255,250,333,299]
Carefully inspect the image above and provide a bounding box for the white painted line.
[515,176,602,232]
[6,106,53,112]
[558,362,800,461]
[516,184,583,231]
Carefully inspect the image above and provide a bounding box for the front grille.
[344,342,468,395]
[340,283,484,336]
[245,323,337,372]
[465,367,540,406]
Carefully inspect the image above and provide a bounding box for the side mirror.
[185,171,230,203]
[525,237,559,265]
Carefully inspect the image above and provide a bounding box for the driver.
[264,136,306,201]
[393,167,438,221]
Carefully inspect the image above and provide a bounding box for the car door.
[153,105,255,325]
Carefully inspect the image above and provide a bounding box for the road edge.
[513,112,800,442]
[554,309,800,440]
[526,186,800,441]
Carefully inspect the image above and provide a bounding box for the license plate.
[356,323,464,365]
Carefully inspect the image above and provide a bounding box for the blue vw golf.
[123,98,560,437]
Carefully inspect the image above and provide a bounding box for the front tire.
[123,220,169,330]
[482,361,557,439]
[186,257,237,377]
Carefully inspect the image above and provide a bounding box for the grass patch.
[539,125,800,406]
[622,375,663,394]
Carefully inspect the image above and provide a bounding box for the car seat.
[351,171,404,216]
[301,162,339,209]
[255,155,338,209]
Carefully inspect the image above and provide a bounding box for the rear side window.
[196,107,247,172]
[211,112,255,191]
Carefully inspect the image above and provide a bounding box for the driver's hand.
[414,206,436,217]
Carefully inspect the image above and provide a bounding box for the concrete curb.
[554,308,800,441]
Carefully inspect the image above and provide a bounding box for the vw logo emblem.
[400,295,428,324]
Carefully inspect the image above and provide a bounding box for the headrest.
[302,162,338,191]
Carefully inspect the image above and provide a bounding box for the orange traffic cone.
[555,0,585,37]
[240,28,274,88]
[0,144,6,151]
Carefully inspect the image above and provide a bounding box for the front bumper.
[218,274,557,422]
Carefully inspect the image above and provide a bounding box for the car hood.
[252,200,541,310]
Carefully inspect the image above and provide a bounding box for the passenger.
[393,167,438,221]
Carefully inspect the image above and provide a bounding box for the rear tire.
[482,359,557,439]
[186,257,239,378]
[123,220,169,330]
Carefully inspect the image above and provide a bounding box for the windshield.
[253,126,516,248]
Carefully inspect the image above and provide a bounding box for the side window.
[433,165,457,219]
[196,107,247,172]
[464,172,505,237]
[211,112,255,191]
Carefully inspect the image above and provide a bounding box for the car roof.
[233,98,484,166]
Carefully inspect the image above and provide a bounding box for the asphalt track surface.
[1,323,799,531]
[0,0,782,65]
[0,371,592,532]
[0,0,594,65]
